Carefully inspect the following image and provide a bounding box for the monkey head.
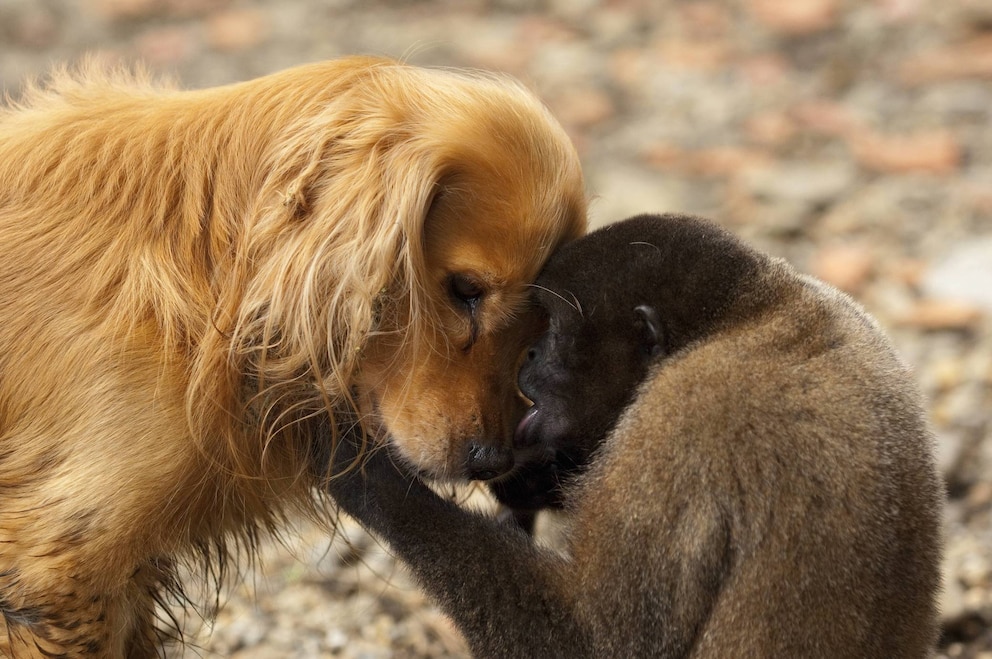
[491,214,763,514]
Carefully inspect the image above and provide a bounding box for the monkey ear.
[634,305,665,358]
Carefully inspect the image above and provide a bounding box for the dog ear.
[218,99,447,429]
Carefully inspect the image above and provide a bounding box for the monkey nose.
[465,443,514,481]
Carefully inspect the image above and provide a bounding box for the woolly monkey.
[327,213,943,658]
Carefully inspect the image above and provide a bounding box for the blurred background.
[2,0,991,656]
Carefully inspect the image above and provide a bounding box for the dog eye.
[449,274,484,312]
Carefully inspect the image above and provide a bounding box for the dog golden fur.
[0,56,586,656]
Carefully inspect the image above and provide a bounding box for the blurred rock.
[737,53,791,87]
[900,36,992,86]
[7,6,59,50]
[745,0,841,35]
[133,26,197,66]
[923,238,992,312]
[942,568,969,623]
[678,2,733,38]
[743,111,798,147]
[849,129,961,175]
[87,0,159,20]
[875,0,922,24]
[458,19,532,73]
[206,9,269,53]
[809,243,875,293]
[588,163,689,229]
[791,99,862,137]
[655,39,732,72]
[643,143,771,178]
[898,299,984,331]
[936,429,967,478]
[550,85,615,130]
[739,159,856,204]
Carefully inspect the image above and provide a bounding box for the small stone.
[587,163,689,230]
[133,26,196,66]
[966,481,992,508]
[737,54,791,87]
[743,111,797,147]
[691,146,770,178]
[679,2,733,36]
[848,129,961,176]
[655,39,731,72]
[550,86,615,130]
[887,258,928,289]
[643,144,770,179]
[960,550,992,589]
[941,570,968,623]
[900,36,992,86]
[739,160,856,204]
[876,0,921,23]
[87,0,158,20]
[609,48,649,89]
[11,7,59,50]
[939,568,967,621]
[166,0,231,16]
[923,238,992,312]
[791,100,862,137]
[935,429,966,477]
[930,356,967,392]
[809,243,875,293]
[460,20,532,73]
[745,0,840,35]
[207,9,269,53]
[897,299,984,331]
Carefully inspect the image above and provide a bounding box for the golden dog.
[0,56,586,656]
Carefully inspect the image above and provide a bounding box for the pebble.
[900,36,992,86]
[134,26,197,66]
[550,85,616,130]
[809,242,875,293]
[744,0,840,35]
[848,129,961,175]
[898,299,984,331]
[743,111,798,147]
[206,9,269,53]
[923,238,992,312]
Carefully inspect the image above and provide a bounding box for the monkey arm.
[325,439,595,659]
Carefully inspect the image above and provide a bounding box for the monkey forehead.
[530,212,773,355]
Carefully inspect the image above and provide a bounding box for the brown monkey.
[326,213,944,658]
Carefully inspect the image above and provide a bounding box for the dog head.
[225,59,585,482]
[353,66,587,481]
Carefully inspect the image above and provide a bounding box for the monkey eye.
[449,274,484,313]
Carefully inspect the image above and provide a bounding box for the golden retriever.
[0,56,586,657]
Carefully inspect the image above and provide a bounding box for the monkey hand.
[318,416,448,540]
[490,459,563,511]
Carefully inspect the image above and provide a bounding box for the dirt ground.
[3,0,992,656]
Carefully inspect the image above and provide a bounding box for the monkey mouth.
[514,406,540,448]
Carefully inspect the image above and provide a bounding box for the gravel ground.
[3,0,992,656]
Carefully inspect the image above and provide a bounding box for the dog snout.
[465,443,514,481]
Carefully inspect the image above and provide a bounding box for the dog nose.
[466,443,514,481]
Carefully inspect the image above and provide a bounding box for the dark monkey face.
[515,293,661,460]
[488,295,660,511]
[490,228,666,511]
[489,214,760,514]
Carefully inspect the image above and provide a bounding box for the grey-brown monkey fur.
[326,213,944,658]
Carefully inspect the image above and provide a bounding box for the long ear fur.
[187,66,447,490]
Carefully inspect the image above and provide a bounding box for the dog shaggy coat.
[0,56,586,656]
